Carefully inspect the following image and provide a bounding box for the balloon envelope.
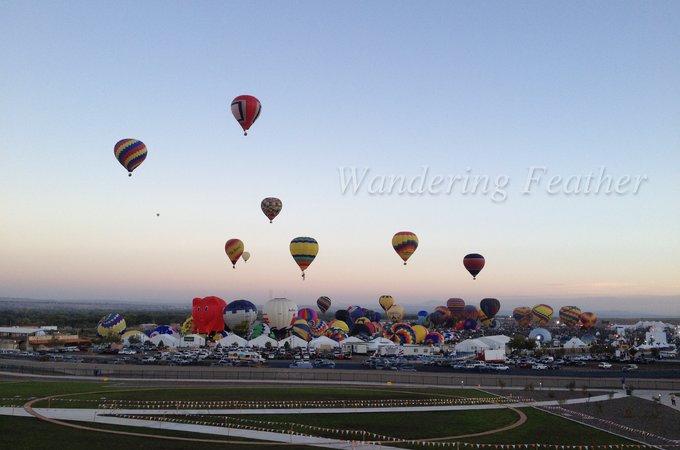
[242,251,251,262]
[386,304,404,322]
[513,307,533,327]
[223,299,258,333]
[446,298,465,319]
[559,306,582,327]
[225,239,244,268]
[316,296,331,314]
[579,311,597,329]
[192,296,227,335]
[379,295,394,312]
[97,313,126,337]
[290,237,318,278]
[231,95,261,135]
[114,139,147,175]
[480,298,501,318]
[262,298,298,331]
[463,253,485,279]
[261,197,282,223]
[392,231,418,265]
[532,304,554,326]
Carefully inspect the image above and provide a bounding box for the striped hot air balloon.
[392,231,418,265]
[463,253,485,279]
[290,237,318,280]
[316,296,331,314]
[114,139,147,176]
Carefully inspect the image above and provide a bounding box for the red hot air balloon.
[463,253,485,279]
[231,95,261,135]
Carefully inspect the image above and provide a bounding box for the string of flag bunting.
[110,413,669,448]
[97,396,533,410]
[540,406,680,445]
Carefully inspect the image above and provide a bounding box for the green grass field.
[0,380,636,449]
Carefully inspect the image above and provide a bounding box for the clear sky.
[1,1,679,315]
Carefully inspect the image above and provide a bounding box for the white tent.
[179,334,206,348]
[309,336,340,350]
[563,337,588,349]
[217,333,248,348]
[149,334,179,348]
[478,335,510,350]
[339,336,364,345]
[248,335,278,348]
[367,336,397,352]
[278,335,309,349]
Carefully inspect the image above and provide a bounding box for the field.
[0,379,640,449]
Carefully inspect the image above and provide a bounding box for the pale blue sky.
[1,1,679,315]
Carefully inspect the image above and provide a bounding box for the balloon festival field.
[0,380,647,449]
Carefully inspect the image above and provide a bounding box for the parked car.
[598,362,612,369]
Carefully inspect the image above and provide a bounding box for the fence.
[2,360,679,391]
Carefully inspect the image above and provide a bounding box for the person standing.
[671,393,676,406]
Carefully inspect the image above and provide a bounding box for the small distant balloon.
[242,251,251,262]
[225,239,245,268]
[392,231,418,265]
[317,296,331,314]
[114,139,147,176]
[231,95,261,135]
[261,197,283,223]
[463,253,485,279]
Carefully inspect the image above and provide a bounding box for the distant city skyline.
[1,2,678,315]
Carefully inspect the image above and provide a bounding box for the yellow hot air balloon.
[379,295,394,312]
[386,304,404,322]
[290,237,319,280]
[412,325,428,344]
[392,231,418,265]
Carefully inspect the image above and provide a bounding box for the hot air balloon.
[446,298,466,319]
[559,306,582,327]
[532,304,554,326]
[579,311,597,329]
[529,327,552,344]
[391,323,416,344]
[463,304,479,320]
[192,296,227,335]
[114,139,147,176]
[291,319,312,341]
[386,304,404,322]
[424,331,444,345]
[417,310,428,325]
[310,320,329,338]
[512,307,533,327]
[261,197,282,223]
[317,296,331,314]
[297,307,319,325]
[242,251,251,262]
[412,325,428,344]
[463,318,479,330]
[463,253,485,279]
[96,313,126,337]
[262,298,298,331]
[225,239,244,268]
[328,319,349,333]
[379,295,394,312]
[290,237,318,280]
[223,300,258,334]
[334,310,352,327]
[392,231,418,265]
[231,95,261,135]
[480,298,501,319]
